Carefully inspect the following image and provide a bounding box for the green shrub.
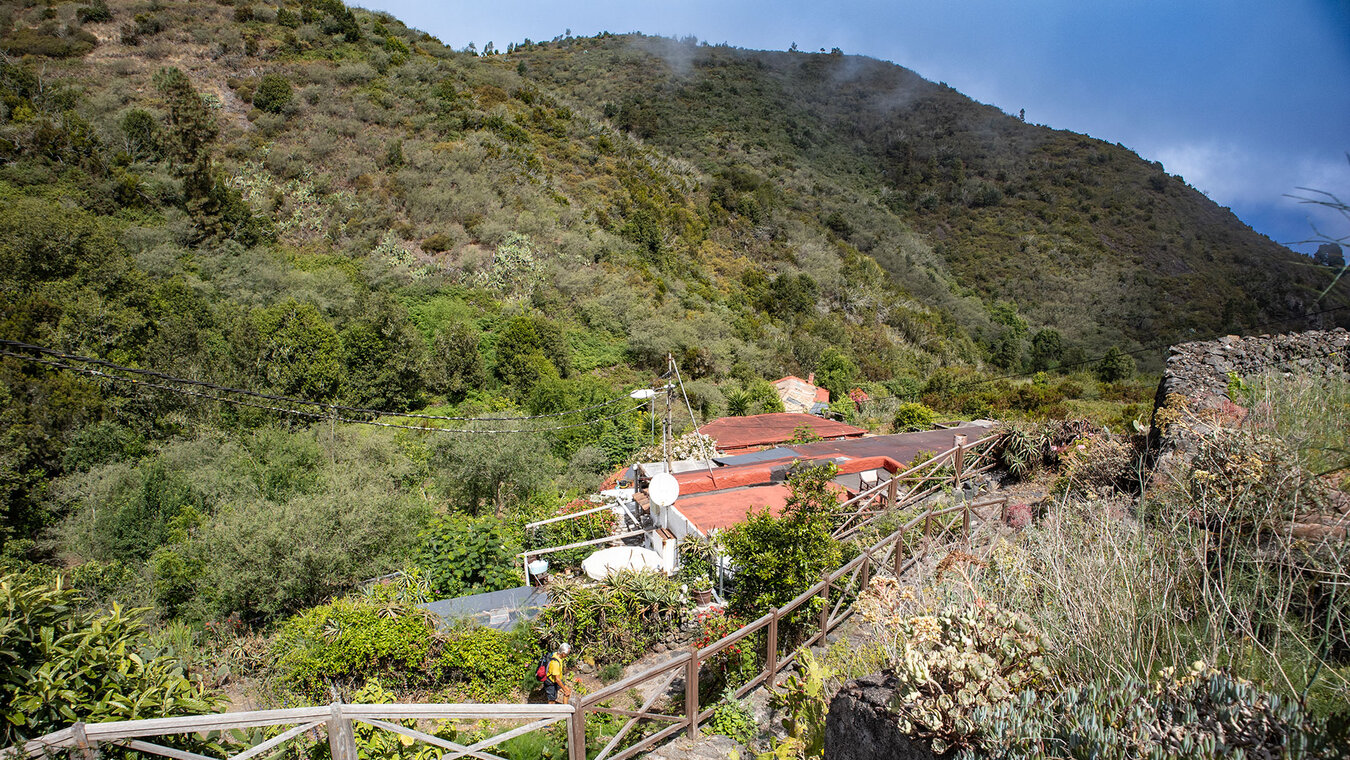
[722,462,842,615]
[0,574,221,745]
[709,696,757,749]
[76,1,113,24]
[416,514,519,600]
[252,73,293,114]
[534,570,684,665]
[435,624,535,701]
[892,402,936,432]
[272,598,436,697]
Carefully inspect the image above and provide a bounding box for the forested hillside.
[512,35,1349,352]
[1,0,1348,723]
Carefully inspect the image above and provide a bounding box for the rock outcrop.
[824,673,940,760]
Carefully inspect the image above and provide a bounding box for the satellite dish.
[649,473,679,507]
[630,389,657,400]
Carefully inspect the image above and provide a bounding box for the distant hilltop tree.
[1313,242,1344,268]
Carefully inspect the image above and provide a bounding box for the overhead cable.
[0,350,647,435]
[0,338,638,422]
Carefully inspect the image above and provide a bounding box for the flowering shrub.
[1003,502,1032,530]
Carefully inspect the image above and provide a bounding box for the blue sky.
[356,0,1350,254]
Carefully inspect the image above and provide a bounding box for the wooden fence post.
[953,434,967,489]
[859,552,871,590]
[923,510,932,558]
[327,703,357,760]
[71,722,97,760]
[962,501,971,542]
[766,609,779,689]
[887,476,898,507]
[818,579,831,638]
[569,693,587,760]
[892,532,905,577]
[686,647,701,739]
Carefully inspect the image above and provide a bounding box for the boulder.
[824,673,940,760]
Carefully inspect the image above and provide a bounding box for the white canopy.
[581,545,664,580]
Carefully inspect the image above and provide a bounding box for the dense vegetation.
[0,0,1346,749]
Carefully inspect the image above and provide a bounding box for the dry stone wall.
[1150,327,1349,542]
[1154,328,1350,407]
[1151,328,1349,458]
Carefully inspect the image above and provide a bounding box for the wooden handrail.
[582,652,691,708]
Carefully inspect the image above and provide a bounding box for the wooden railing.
[6,431,1004,760]
[832,431,1000,540]
[2,703,575,760]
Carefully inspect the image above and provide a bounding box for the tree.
[152,67,216,168]
[120,108,162,159]
[339,296,428,411]
[721,462,842,614]
[1095,345,1134,383]
[1028,328,1064,372]
[492,313,569,393]
[431,426,557,516]
[764,273,818,320]
[427,323,486,403]
[814,349,858,403]
[246,300,344,401]
[0,574,221,745]
[251,74,292,114]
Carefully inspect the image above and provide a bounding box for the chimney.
[807,372,815,385]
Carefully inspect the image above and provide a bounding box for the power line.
[0,350,648,435]
[0,338,638,422]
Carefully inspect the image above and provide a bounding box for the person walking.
[544,642,572,704]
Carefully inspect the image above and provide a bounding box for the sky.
[356,0,1350,254]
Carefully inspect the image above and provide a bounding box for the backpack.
[535,652,553,682]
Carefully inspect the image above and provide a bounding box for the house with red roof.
[697,412,867,455]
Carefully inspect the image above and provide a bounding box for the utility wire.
[1,350,648,435]
[0,338,638,422]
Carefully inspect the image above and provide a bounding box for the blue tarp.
[419,585,550,631]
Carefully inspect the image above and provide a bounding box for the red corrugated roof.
[673,484,791,533]
[672,423,993,497]
[698,413,866,453]
[672,482,847,534]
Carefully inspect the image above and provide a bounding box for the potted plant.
[691,575,714,605]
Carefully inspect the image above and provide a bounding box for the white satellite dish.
[630,388,657,400]
[649,472,679,507]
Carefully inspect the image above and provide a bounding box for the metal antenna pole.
[669,355,714,473]
[664,355,673,471]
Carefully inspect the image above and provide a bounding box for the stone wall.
[1153,328,1350,411]
[1150,327,1349,541]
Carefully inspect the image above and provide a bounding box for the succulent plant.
[961,664,1350,760]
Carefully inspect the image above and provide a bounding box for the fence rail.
[6,431,1003,760]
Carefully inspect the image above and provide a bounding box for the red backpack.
[535,652,553,682]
